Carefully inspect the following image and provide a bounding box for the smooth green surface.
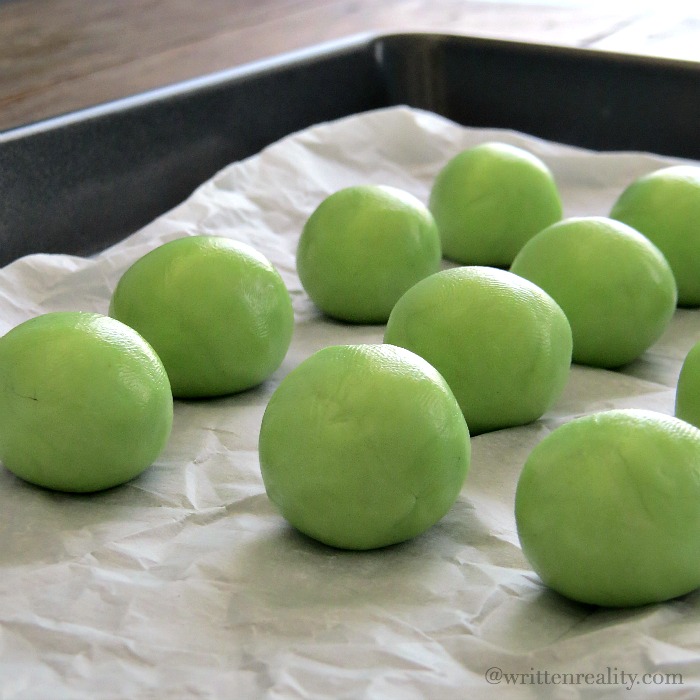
[515,409,700,607]
[297,185,441,323]
[258,343,470,550]
[610,165,700,307]
[675,340,700,428]
[0,312,173,492]
[109,235,294,398]
[384,266,572,435]
[429,141,562,266]
[510,216,677,368]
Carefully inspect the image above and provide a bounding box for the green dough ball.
[610,165,700,307]
[296,185,441,323]
[384,266,572,435]
[429,141,563,266]
[675,340,700,428]
[109,235,294,398]
[515,409,700,607]
[258,343,470,550]
[0,312,173,492]
[510,216,677,368]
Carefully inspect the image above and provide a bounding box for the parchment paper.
[1,106,698,699]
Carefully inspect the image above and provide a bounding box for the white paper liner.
[0,106,698,698]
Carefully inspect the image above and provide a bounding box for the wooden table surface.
[1,0,699,133]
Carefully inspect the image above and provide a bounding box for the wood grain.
[1,0,698,131]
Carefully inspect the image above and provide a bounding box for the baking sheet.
[1,106,698,698]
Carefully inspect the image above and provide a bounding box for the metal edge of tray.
[1,31,699,266]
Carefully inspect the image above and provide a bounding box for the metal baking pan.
[1,32,699,267]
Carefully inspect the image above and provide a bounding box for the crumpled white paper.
[1,106,698,699]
